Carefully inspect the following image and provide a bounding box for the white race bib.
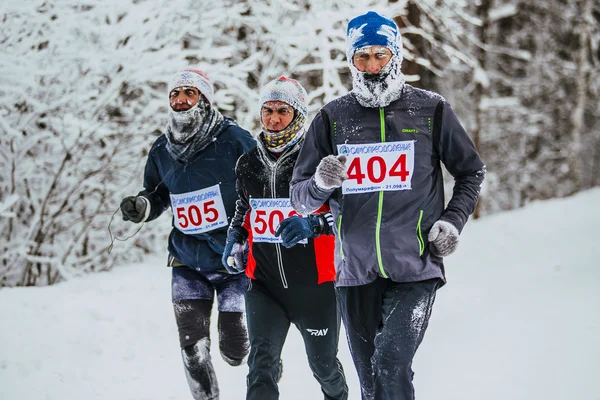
[249,198,306,244]
[337,140,415,195]
[170,184,228,234]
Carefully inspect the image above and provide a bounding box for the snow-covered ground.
[1,189,599,400]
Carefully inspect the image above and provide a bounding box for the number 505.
[176,200,219,228]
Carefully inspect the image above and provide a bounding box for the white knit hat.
[259,76,308,118]
[168,69,214,104]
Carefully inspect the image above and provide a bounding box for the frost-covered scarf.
[165,101,224,163]
[260,112,306,153]
[350,54,405,108]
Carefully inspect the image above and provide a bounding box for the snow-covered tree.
[431,0,600,213]
[1,0,597,286]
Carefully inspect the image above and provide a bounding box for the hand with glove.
[428,220,459,257]
[120,196,150,223]
[314,155,348,190]
[274,214,321,248]
[221,229,248,274]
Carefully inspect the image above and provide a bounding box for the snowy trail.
[1,189,599,400]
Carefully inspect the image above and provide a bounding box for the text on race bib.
[249,198,307,244]
[170,185,228,234]
[337,140,415,194]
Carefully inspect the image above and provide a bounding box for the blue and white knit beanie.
[168,69,214,105]
[346,11,403,65]
[259,76,308,118]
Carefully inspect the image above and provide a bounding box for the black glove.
[120,196,149,223]
[274,215,321,248]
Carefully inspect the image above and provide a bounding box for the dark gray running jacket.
[290,85,485,287]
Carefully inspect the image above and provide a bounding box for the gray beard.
[350,55,405,108]
[167,103,207,144]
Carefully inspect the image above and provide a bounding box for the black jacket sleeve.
[138,150,171,222]
[290,110,336,214]
[434,101,486,232]
[227,157,251,242]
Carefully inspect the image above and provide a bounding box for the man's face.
[261,101,294,132]
[352,46,393,74]
[169,86,200,111]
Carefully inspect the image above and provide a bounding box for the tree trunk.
[571,0,592,192]
[393,0,426,88]
[472,0,492,219]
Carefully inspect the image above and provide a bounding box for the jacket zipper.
[270,152,289,289]
[376,108,388,278]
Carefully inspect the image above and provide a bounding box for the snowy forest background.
[1,0,599,287]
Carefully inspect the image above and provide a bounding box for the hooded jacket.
[229,137,336,288]
[290,85,485,287]
[140,118,256,272]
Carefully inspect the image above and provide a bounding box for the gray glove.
[428,220,459,257]
[315,155,348,190]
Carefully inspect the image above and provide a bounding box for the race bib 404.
[170,185,228,234]
[249,198,307,244]
[337,140,415,195]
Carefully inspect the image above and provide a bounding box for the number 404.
[346,154,409,184]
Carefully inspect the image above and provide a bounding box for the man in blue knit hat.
[290,11,486,400]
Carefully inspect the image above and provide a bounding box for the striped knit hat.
[168,69,214,105]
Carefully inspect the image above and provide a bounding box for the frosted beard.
[165,100,224,163]
[166,101,209,144]
[350,55,405,108]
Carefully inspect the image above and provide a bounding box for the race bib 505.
[170,185,228,234]
[249,198,306,244]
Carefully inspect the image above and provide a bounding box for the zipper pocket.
[416,209,425,256]
[337,215,345,261]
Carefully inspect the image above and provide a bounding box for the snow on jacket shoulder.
[290,85,485,287]
[140,118,256,272]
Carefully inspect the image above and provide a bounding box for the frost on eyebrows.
[346,22,367,60]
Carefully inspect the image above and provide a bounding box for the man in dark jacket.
[120,69,256,400]
[290,11,486,400]
[222,76,348,400]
